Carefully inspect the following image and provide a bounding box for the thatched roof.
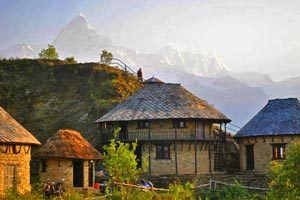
[34,129,103,160]
[96,80,231,123]
[0,106,40,145]
[235,98,300,138]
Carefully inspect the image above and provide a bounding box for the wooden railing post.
[174,125,178,175]
[148,123,151,176]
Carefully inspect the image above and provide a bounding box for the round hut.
[235,98,300,172]
[0,106,41,195]
[34,129,103,189]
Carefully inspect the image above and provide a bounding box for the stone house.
[235,98,300,173]
[96,77,231,175]
[34,129,103,189]
[0,106,41,196]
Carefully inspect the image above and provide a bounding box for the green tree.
[268,142,300,199]
[100,49,113,64]
[38,44,59,59]
[103,128,138,184]
[64,56,77,64]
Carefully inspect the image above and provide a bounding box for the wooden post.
[224,123,227,172]
[208,122,212,174]
[148,122,151,176]
[174,124,178,175]
[194,120,198,174]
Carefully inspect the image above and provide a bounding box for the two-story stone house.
[96,77,231,175]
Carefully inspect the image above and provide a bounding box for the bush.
[268,142,300,199]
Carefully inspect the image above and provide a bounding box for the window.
[41,160,47,172]
[156,144,170,159]
[173,119,186,128]
[137,120,150,129]
[272,144,286,160]
[3,165,16,192]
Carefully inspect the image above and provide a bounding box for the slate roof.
[235,98,300,138]
[96,81,231,123]
[0,106,41,145]
[34,129,103,160]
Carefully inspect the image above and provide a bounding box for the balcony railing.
[101,130,221,142]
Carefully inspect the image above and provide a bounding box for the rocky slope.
[0,59,140,145]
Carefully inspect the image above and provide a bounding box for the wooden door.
[246,145,254,170]
[3,165,16,192]
[88,162,94,187]
[73,160,84,187]
[135,145,142,168]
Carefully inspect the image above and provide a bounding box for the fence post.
[209,179,212,190]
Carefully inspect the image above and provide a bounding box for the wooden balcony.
[101,130,222,142]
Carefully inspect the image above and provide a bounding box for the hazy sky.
[1,0,300,80]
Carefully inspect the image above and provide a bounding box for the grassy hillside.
[0,59,141,145]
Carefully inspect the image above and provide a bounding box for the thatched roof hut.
[96,79,230,123]
[0,106,40,145]
[34,129,102,160]
[235,98,300,138]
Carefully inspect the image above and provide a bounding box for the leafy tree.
[100,49,113,64]
[64,56,77,64]
[103,128,138,184]
[38,45,59,59]
[268,142,300,199]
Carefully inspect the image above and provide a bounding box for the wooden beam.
[224,123,227,172]
[263,136,266,143]
[148,122,151,176]
[208,123,212,174]
[174,125,178,175]
[181,141,183,151]
[281,135,284,143]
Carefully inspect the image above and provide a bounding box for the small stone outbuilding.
[0,106,41,196]
[34,129,103,189]
[235,98,300,172]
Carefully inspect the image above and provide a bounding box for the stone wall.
[39,159,92,189]
[238,135,300,173]
[0,144,32,196]
[142,142,215,175]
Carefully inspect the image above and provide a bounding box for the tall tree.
[39,45,59,59]
[100,49,113,64]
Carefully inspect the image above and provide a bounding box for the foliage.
[168,182,195,200]
[39,44,59,59]
[197,182,259,200]
[267,142,300,199]
[103,128,139,184]
[100,49,113,64]
[64,56,77,64]
[0,59,140,145]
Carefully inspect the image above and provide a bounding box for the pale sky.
[1,0,300,80]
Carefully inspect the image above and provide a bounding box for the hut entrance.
[88,161,94,187]
[245,145,254,170]
[3,165,16,192]
[73,160,84,187]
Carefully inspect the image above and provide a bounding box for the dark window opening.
[41,160,47,172]
[156,144,170,159]
[138,120,150,129]
[173,119,186,128]
[272,143,286,160]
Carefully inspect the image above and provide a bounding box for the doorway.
[88,161,94,187]
[135,145,143,168]
[119,122,128,140]
[245,145,254,170]
[73,160,84,187]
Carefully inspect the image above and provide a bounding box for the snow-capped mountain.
[53,13,112,61]
[1,13,300,128]
[0,44,36,58]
